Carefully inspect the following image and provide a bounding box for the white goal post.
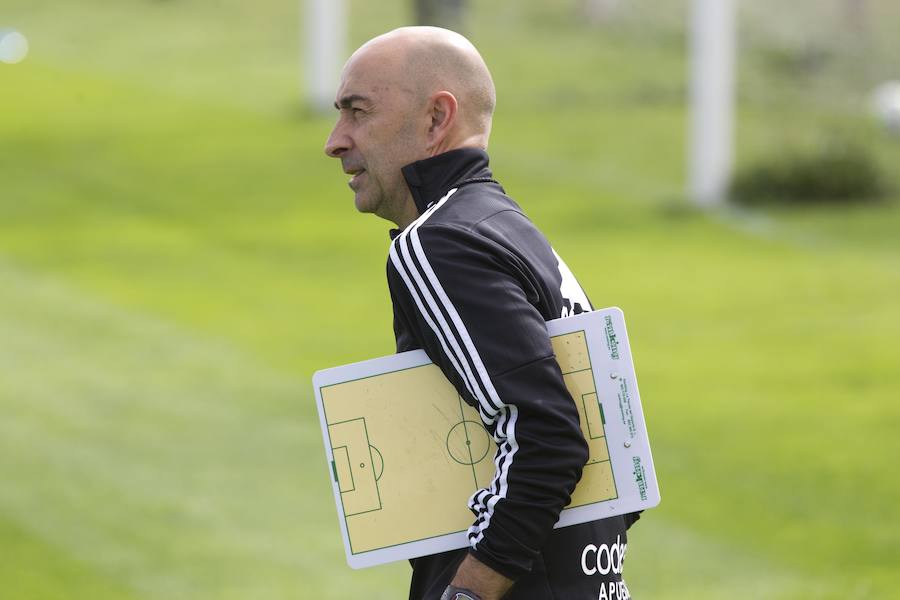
[689,0,737,207]
[304,0,346,113]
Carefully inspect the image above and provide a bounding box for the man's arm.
[447,553,513,600]
[388,221,590,591]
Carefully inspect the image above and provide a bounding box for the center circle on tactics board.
[447,420,491,465]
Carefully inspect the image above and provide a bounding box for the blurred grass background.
[1,0,899,598]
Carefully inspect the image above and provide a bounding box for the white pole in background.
[689,0,737,207]
[304,0,346,113]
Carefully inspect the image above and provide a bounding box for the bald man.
[325,27,638,600]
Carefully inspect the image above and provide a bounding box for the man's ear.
[426,91,458,150]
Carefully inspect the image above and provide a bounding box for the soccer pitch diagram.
[314,309,659,568]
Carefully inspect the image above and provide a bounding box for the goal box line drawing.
[313,307,660,569]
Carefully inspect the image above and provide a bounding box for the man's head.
[324,26,496,228]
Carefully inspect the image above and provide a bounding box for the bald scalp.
[359,27,496,142]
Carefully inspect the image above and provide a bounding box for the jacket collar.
[401,147,493,215]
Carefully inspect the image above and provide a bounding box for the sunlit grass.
[1,1,898,598]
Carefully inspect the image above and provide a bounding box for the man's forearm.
[447,553,514,600]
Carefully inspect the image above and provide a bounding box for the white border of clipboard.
[313,307,660,569]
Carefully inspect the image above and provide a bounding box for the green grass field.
[2,1,899,598]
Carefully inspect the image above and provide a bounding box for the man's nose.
[325,124,350,158]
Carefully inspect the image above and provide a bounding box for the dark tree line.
[415,0,467,32]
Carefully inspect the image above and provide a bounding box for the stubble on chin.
[353,188,381,216]
[353,192,370,214]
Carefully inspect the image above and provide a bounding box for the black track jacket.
[387,148,637,600]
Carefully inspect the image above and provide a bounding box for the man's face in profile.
[324,49,425,223]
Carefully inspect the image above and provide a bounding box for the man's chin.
[354,193,378,215]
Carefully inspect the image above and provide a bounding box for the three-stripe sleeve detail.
[389,187,520,549]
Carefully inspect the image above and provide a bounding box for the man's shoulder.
[424,182,530,234]
[388,182,549,275]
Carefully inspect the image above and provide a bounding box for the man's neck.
[391,200,420,230]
